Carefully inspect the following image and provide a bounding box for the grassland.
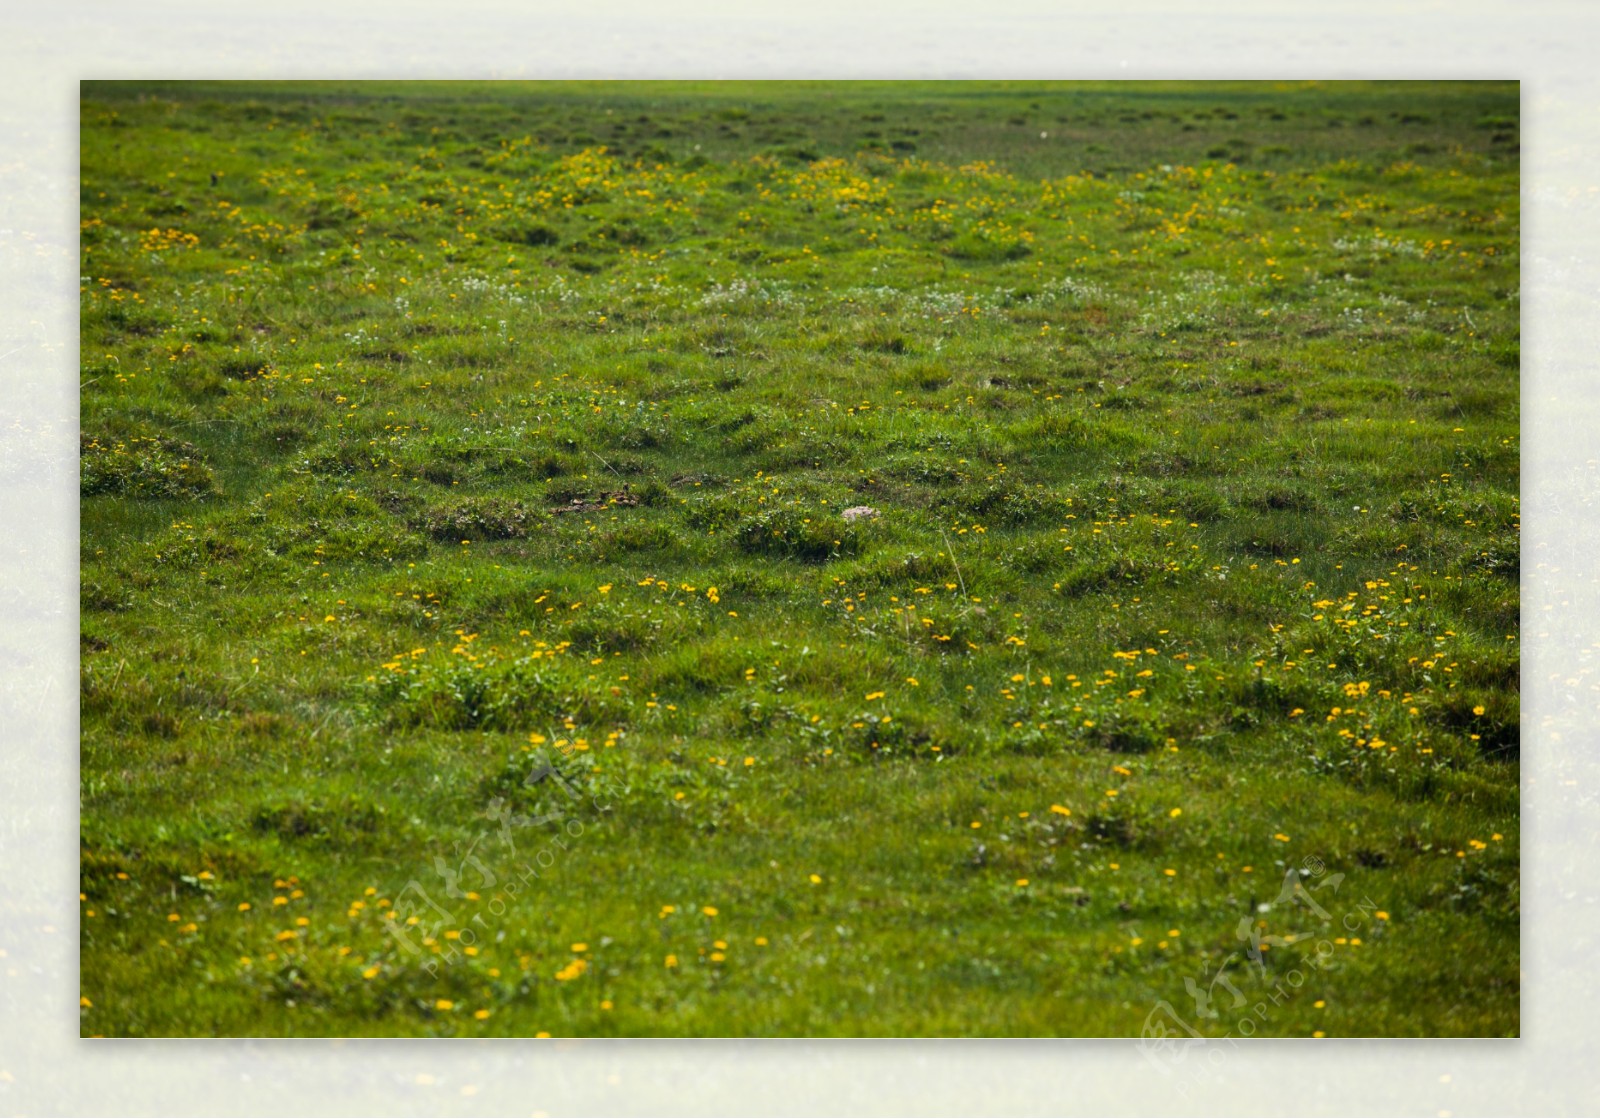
[79,81,1520,1037]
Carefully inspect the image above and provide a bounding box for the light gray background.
[2,2,1588,1114]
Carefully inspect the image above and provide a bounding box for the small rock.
[841,505,880,522]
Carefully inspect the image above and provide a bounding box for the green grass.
[79,80,1520,1037]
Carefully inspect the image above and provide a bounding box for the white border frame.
[4,3,1589,1113]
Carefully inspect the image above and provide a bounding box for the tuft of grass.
[80,433,217,498]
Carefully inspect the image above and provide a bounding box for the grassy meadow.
[79,81,1520,1037]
